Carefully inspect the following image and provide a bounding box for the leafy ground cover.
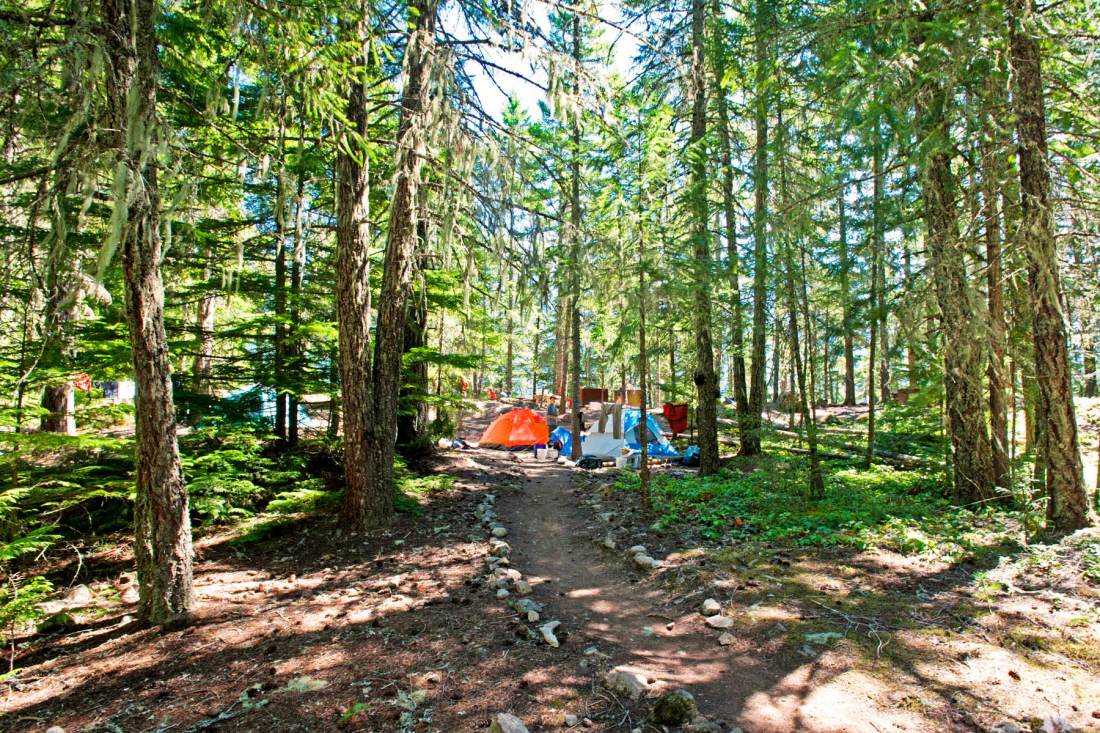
[616,455,1035,564]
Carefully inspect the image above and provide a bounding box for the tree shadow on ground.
[6,443,1095,733]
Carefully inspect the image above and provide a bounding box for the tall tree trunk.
[553,290,571,399]
[779,115,824,497]
[866,220,879,467]
[274,99,288,440]
[875,120,890,405]
[336,2,373,527]
[904,242,919,385]
[39,25,85,436]
[711,0,749,443]
[397,213,430,454]
[915,22,996,504]
[40,175,79,435]
[357,0,438,527]
[772,310,781,404]
[1008,0,1093,530]
[568,9,584,459]
[743,0,770,456]
[982,84,1010,489]
[689,0,719,474]
[637,132,652,510]
[866,115,884,464]
[288,122,307,447]
[103,0,192,626]
[838,177,856,406]
[192,244,216,396]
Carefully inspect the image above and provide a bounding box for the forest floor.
[3,404,1100,733]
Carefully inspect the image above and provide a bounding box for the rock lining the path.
[603,668,650,700]
[704,615,734,629]
[539,620,561,647]
[651,689,698,725]
[488,712,530,733]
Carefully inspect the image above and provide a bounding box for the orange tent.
[479,409,550,448]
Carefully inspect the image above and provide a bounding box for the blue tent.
[552,410,680,459]
[550,426,575,455]
[623,408,679,457]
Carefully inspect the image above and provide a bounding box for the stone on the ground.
[603,667,649,700]
[651,689,698,726]
[516,598,543,615]
[494,568,522,583]
[64,584,92,604]
[539,620,561,647]
[718,632,735,646]
[705,615,734,629]
[700,598,721,616]
[601,535,616,550]
[564,713,579,726]
[627,545,647,555]
[490,540,511,556]
[633,554,658,570]
[491,526,508,538]
[513,580,532,595]
[527,610,539,622]
[496,588,510,599]
[489,713,529,733]
[683,716,724,733]
[992,724,1023,733]
[45,727,66,733]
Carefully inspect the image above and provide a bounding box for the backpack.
[577,455,603,469]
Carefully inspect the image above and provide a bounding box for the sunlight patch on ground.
[740,660,935,733]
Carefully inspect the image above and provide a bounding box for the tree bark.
[874,124,890,405]
[40,171,79,435]
[288,122,307,447]
[914,21,996,504]
[103,0,192,626]
[568,9,584,459]
[1008,0,1093,530]
[866,115,883,465]
[274,98,289,441]
[779,114,824,497]
[637,124,652,511]
[336,1,374,527]
[710,0,749,443]
[192,244,216,396]
[743,0,770,457]
[357,0,439,527]
[688,0,719,474]
[397,217,430,454]
[982,83,1010,489]
[838,177,856,406]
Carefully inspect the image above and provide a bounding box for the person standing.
[546,396,559,430]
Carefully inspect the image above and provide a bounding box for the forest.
[1,0,1099,731]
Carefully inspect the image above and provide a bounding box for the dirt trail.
[495,456,770,730]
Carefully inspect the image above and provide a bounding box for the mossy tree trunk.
[356,0,439,528]
[688,0,719,474]
[744,0,771,457]
[336,0,374,527]
[1008,0,1094,531]
[103,0,192,627]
